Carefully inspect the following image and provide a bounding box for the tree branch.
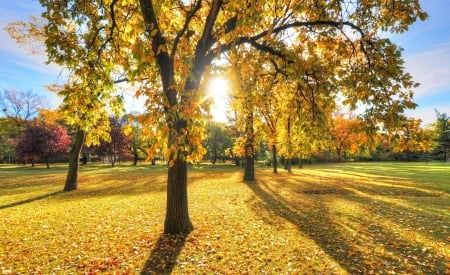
[209,19,371,66]
[195,0,222,60]
[171,0,202,59]
[139,0,175,105]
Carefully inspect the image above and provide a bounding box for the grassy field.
[0,162,449,274]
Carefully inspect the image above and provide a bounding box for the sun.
[207,78,230,122]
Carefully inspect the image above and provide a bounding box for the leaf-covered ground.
[0,162,449,274]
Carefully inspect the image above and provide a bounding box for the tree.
[433,110,450,161]
[15,120,71,168]
[391,116,422,161]
[0,118,17,163]
[204,121,231,164]
[277,60,336,168]
[122,113,148,166]
[13,0,426,234]
[228,49,261,180]
[90,116,131,167]
[0,88,47,127]
[0,90,49,164]
[253,58,283,174]
[330,113,366,162]
[7,5,124,190]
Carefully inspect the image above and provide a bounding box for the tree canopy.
[15,119,71,168]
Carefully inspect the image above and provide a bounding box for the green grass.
[0,162,449,274]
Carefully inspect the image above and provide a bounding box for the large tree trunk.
[164,122,193,234]
[244,147,255,181]
[164,157,193,234]
[64,129,85,191]
[272,144,278,174]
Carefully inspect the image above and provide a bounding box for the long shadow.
[141,233,188,274]
[246,179,448,273]
[246,181,364,273]
[0,190,63,210]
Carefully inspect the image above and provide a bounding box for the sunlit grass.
[0,162,449,273]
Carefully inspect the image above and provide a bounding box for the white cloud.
[404,42,450,99]
[401,42,450,125]
[0,23,61,74]
[0,2,62,81]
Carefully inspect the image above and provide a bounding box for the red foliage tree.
[90,116,131,167]
[15,121,71,168]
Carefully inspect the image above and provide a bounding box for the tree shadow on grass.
[141,233,188,274]
[0,190,63,210]
[245,178,448,274]
[245,181,366,273]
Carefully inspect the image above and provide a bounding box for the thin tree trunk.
[287,157,292,173]
[286,116,292,173]
[64,129,85,191]
[444,145,447,161]
[133,150,138,166]
[272,144,278,174]
[81,155,87,165]
[244,111,255,181]
[212,149,217,164]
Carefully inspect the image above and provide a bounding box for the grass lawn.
[0,162,449,274]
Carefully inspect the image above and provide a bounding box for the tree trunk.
[212,149,217,164]
[286,157,292,173]
[133,150,138,166]
[286,116,292,173]
[64,129,85,191]
[272,144,278,174]
[164,154,193,234]
[244,147,255,181]
[81,154,87,165]
[234,157,240,166]
[243,111,255,181]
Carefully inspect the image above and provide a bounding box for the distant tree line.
[1,89,450,168]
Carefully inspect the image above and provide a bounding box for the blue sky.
[0,1,449,125]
